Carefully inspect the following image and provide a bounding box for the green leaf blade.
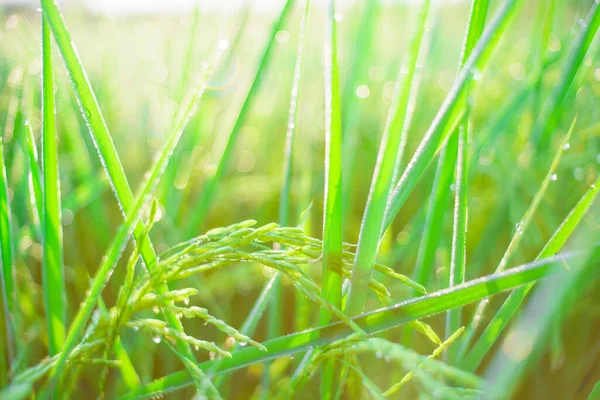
[41,15,66,357]
[346,0,432,316]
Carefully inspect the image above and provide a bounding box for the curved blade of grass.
[483,242,600,399]
[41,15,66,357]
[37,12,226,398]
[183,0,295,237]
[120,253,578,399]
[0,136,15,388]
[382,0,523,232]
[346,0,431,316]
[532,0,600,149]
[39,0,162,279]
[457,119,576,360]
[39,0,223,364]
[37,46,224,390]
[461,174,600,371]
[445,0,489,364]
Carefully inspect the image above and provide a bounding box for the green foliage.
[0,0,598,398]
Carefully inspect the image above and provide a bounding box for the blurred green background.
[1,0,599,398]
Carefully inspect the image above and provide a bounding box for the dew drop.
[563,143,570,151]
[240,341,248,347]
[355,84,370,99]
[550,173,558,181]
[152,335,162,344]
[84,108,92,119]
[218,39,229,50]
[376,351,383,359]
[515,222,523,235]
[132,326,139,332]
[275,30,290,44]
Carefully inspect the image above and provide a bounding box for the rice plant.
[0,0,599,399]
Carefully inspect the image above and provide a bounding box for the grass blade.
[183,0,295,237]
[340,0,378,219]
[38,191,152,399]
[39,0,216,363]
[531,0,600,149]
[37,43,224,389]
[461,174,600,371]
[321,0,343,323]
[382,0,523,232]
[41,15,66,357]
[483,241,600,399]
[458,119,576,360]
[22,121,44,238]
[445,0,489,364]
[589,380,600,400]
[346,0,432,316]
[0,135,15,388]
[265,1,310,395]
[321,1,344,395]
[121,252,578,399]
[411,126,458,293]
[38,4,226,394]
[530,0,556,116]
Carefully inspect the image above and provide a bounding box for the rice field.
[0,0,599,398]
